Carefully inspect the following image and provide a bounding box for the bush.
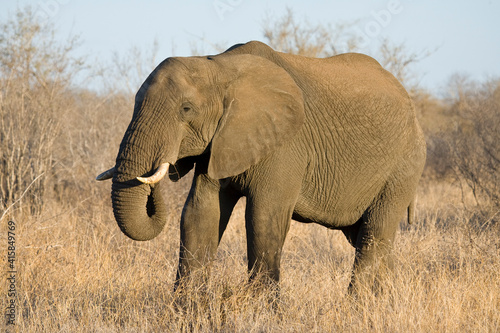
[0,8,84,216]
[447,76,500,222]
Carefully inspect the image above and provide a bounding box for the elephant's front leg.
[245,193,296,284]
[176,172,240,285]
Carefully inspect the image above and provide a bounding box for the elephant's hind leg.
[349,176,416,294]
[349,214,398,295]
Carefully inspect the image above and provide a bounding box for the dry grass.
[1,179,499,332]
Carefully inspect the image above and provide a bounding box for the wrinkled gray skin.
[99,41,426,291]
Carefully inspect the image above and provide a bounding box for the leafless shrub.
[0,7,150,218]
[0,7,84,216]
[447,75,500,223]
[108,39,160,95]
[378,38,436,93]
[262,8,362,57]
[262,9,431,91]
[412,92,455,180]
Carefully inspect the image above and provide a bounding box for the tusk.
[137,163,169,184]
[96,167,115,181]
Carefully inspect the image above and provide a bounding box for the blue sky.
[1,0,499,91]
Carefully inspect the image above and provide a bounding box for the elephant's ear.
[207,55,305,180]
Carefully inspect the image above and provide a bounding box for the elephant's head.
[97,52,304,241]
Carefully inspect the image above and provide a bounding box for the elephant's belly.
[293,157,390,228]
[292,194,365,229]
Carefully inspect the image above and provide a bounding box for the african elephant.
[97,41,426,292]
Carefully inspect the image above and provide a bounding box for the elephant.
[97,41,426,292]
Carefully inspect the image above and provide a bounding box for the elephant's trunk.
[111,180,167,241]
[108,111,177,241]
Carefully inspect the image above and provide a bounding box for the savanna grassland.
[1,7,499,333]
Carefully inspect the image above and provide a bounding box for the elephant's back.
[283,52,418,150]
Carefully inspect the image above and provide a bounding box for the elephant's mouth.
[96,162,169,184]
[146,189,157,218]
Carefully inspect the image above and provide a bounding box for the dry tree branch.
[0,173,44,222]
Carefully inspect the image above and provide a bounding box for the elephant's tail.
[407,199,416,224]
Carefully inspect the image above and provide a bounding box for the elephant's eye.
[179,103,196,121]
[180,103,193,113]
